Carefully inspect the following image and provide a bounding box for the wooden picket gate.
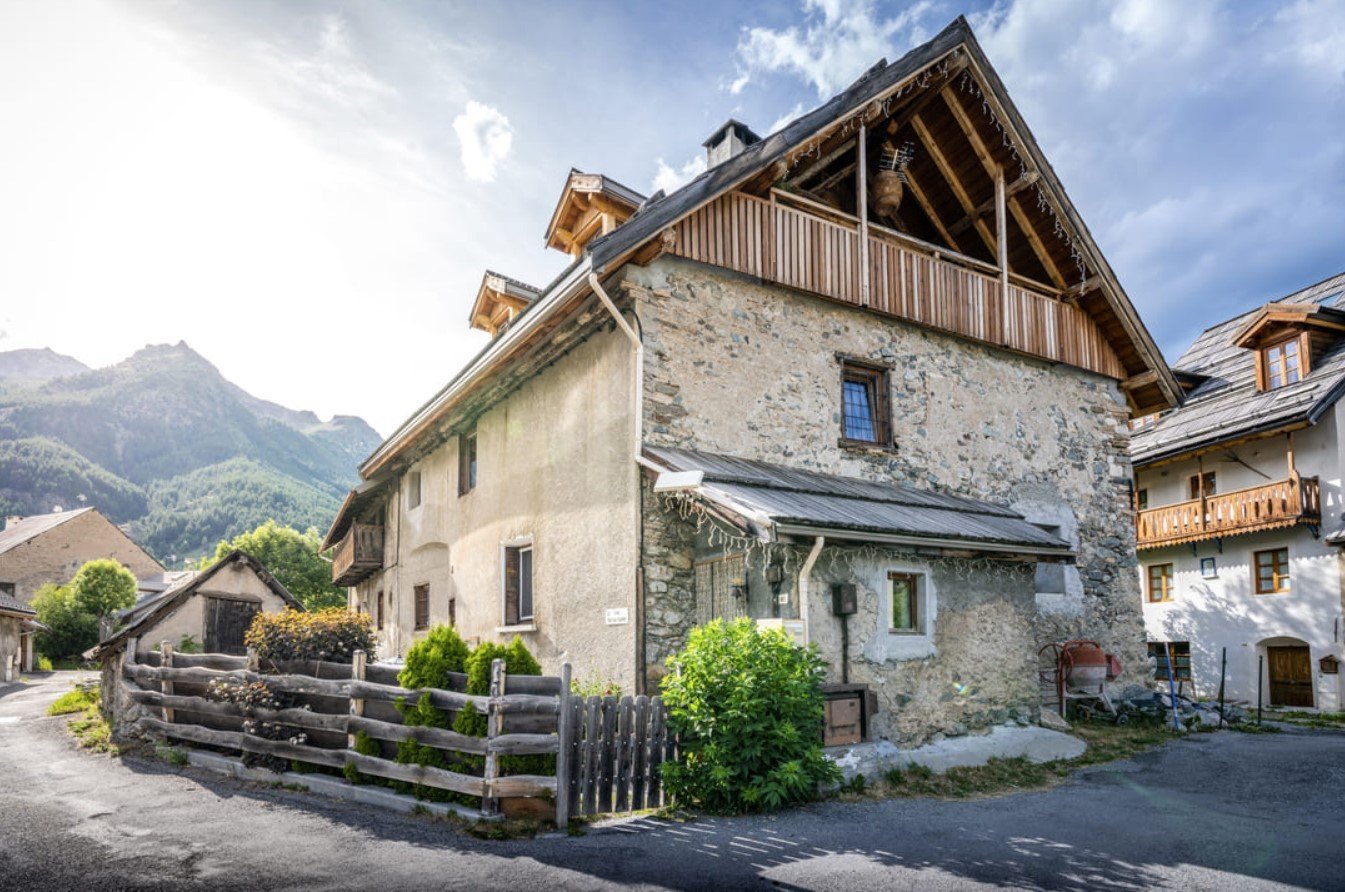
[562,694,676,818]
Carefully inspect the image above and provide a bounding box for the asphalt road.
[2,672,1343,891]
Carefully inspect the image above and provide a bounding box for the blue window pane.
[843,379,876,441]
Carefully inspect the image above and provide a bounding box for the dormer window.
[1262,338,1301,390]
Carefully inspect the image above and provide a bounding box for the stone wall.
[624,256,1146,704]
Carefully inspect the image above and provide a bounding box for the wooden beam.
[793,137,857,186]
[995,171,1008,290]
[950,171,1039,235]
[1119,370,1160,392]
[857,122,870,307]
[1064,275,1102,302]
[900,164,963,252]
[910,114,999,259]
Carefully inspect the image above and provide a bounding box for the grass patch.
[862,722,1176,801]
[1270,710,1345,729]
[50,684,120,755]
[47,685,99,716]
[156,745,190,766]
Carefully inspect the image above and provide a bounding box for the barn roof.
[0,508,94,556]
[645,446,1072,556]
[0,592,36,618]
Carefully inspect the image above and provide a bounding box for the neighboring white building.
[1131,271,1345,711]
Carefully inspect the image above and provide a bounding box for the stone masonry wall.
[624,257,1146,704]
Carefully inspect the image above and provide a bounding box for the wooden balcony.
[1136,477,1320,550]
[665,190,1126,379]
[332,523,384,586]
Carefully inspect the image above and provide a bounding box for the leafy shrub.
[36,655,54,672]
[397,625,471,690]
[68,558,138,619]
[32,583,99,659]
[660,617,839,814]
[344,730,382,784]
[244,608,374,663]
[176,634,203,654]
[571,673,622,698]
[206,677,304,772]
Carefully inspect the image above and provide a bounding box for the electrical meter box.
[831,583,858,616]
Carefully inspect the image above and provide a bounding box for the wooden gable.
[469,271,541,338]
[544,170,645,258]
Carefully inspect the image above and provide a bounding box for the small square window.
[1136,489,1149,510]
[1199,557,1217,579]
[503,542,534,624]
[1149,641,1191,681]
[889,572,919,633]
[1254,548,1290,594]
[458,429,478,496]
[407,471,422,510]
[840,360,889,445]
[0,582,14,597]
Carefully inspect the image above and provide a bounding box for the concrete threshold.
[185,750,492,822]
[826,724,1086,782]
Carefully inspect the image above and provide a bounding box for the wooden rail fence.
[120,644,673,824]
[668,190,1125,379]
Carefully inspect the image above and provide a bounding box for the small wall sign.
[1200,557,1217,579]
[604,608,629,626]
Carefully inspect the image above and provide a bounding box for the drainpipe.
[797,536,825,644]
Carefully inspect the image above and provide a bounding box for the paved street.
[2,672,1343,891]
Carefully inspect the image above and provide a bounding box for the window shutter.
[504,547,520,625]
[458,435,470,496]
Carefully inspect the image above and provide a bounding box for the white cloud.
[651,154,707,194]
[736,0,935,98]
[452,100,513,183]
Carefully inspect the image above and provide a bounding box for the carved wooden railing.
[1136,477,1320,550]
[666,190,1126,379]
[332,523,384,586]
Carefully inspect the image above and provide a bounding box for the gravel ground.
[2,672,1343,891]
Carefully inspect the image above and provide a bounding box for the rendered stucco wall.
[1137,412,1345,708]
[359,327,639,691]
[131,562,292,654]
[627,257,1146,702]
[0,510,162,605]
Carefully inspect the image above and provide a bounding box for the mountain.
[0,348,90,385]
[0,342,382,565]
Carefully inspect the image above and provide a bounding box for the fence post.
[555,662,572,829]
[246,646,259,674]
[160,640,175,725]
[348,649,366,751]
[482,658,505,818]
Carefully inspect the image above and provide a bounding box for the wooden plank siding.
[668,192,1125,380]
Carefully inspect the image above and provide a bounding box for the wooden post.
[1287,432,1301,512]
[555,662,572,829]
[1197,455,1208,530]
[347,649,366,751]
[482,658,505,818]
[857,122,870,307]
[160,640,175,725]
[246,646,259,673]
[995,170,1008,291]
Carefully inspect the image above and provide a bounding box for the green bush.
[244,608,374,663]
[68,558,138,619]
[660,617,839,814]
[32,583,99,659]
[397,625,470,690]
[36,655,54,672]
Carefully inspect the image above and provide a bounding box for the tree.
[205,520,345,611]
[31,583,99,659]
[68,558,138,620]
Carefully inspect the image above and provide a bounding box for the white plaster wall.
[369,328,639,690]
[1137,413,1344,709]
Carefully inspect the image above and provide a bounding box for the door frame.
[1265,643,1314,708]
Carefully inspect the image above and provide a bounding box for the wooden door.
[205,598,259,655]
[1267,646,1314,707]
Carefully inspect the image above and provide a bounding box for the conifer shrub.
[660,617,839,814]
[244,608,374,663]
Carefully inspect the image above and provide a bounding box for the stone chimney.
[5,516,23,530]
[703,119,761,169]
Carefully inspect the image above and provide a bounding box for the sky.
[1,0,1342,437]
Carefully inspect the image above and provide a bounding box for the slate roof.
[1131,271,1345,465]
[645,446,1072,555]
[0,593,36,618]
[0,508,94,556]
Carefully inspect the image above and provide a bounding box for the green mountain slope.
[0,342,381,565]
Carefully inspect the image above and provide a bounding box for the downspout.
[588,272,663,695]
[797,536,825,645]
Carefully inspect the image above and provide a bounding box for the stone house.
[0,593,40,680]
[0,508,163,605]
[325,18,1177,745]
[1132,271,1345,712]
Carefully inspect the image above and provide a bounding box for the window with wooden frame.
[1187,471,1216,500]
[407,471,422,510]
[889,572,919,633]
[840,359,890,446]
[1149,641,1192,682]
[503,541,534,625]
[1256,335,1306,391]
[376,590,384,631]
[1254,548,1290,594]
[413,584,430,630]
[458,428,477,496]
[1146,563,1173,603]
[1136,489,1149,510]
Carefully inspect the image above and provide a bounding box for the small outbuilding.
[0,593,41,681]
